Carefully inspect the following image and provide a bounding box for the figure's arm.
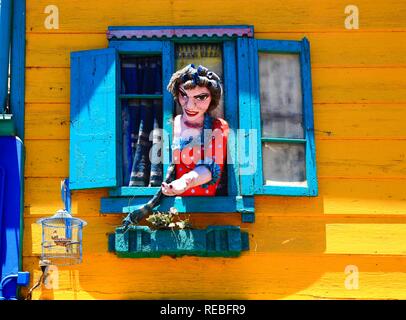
[161,166,212,196]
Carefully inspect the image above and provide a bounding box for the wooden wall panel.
[26,34,107,68]
[25,103,70,140]
[26,0,406,33]
[24,177,108,217]
[23,216,406,257]
[21,253,406,300]
[315,104,406,140]
[26,32,406,68]
[325,224,406,255]
[25,140,69,177]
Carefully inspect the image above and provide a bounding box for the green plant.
[146,207,192,230]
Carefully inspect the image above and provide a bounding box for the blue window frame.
[237,37,318,196]
[68,26,317,223]
[109,40,173,195]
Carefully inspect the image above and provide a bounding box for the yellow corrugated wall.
[23,0,406,299]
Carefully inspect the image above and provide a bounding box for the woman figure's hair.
[167,64,223,113]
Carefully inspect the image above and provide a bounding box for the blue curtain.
[121,57,163,187]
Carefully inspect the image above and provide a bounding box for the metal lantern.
[36,179,87,266]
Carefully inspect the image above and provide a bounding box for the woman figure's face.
[178,84,212,123]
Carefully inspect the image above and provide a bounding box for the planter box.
[108,225,249,258]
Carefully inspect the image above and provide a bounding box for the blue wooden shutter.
[248,38,318,196]
[69,48,120,190]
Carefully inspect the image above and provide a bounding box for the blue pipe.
[0,167,4,257]
[0,271,30,300]
[0,274,18,300]
[0,137,29,299]
[0,0,14,113]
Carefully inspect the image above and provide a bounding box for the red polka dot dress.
[172,115,229,196]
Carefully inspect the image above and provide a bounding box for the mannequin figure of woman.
[162,64,229,196]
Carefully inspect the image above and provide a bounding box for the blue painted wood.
[248,38,258,195]
[249,38,264,195]
[236,38,254,195]
[116,55,124,188]
[236,195,255,222]
[109,186,160,197]
[108,40,163,53]
[300,37,318,196]
[223,40,239,196]
[261,185,311,196]
[251,38,318,196]
[101,195,254,214]
[108,233,116,252]
[241,213,255,223]
[10,0,26,140]
[0,0,13,114]
[111,225,248,258]
[16,271,29,286]
[257,39,302,53]
[61,178,72,239]
[61,178,71,213]
[69,48,119,190]
[162,41,175,176]
[112,40,172,183]
[111,40,167,188]
[236,196,254,213]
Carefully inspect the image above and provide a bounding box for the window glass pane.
[121,56,162,94]
[122,99,163,187]
[175,43,224,118]
[262,142,306,185]
[259,53,304,139]
[121,55,163,187]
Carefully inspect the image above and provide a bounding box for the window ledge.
[108,225,249,258]
[100,195,255,222]
[109,187,160,197]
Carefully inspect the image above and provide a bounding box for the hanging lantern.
[36,179,87,266]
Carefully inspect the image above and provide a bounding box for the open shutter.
[69,48,119,190]
[249,38,318,196]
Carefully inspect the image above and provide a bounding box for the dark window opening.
[121,55,163,187]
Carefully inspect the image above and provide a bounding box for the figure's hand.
[161,178,188,196]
